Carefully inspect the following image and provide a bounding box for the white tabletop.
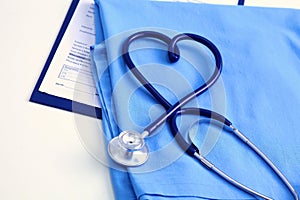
[0,0,299,200]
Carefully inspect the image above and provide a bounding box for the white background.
[0,0,299,199]
[0,0,114,199]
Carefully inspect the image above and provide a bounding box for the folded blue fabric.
[90,0,300,199]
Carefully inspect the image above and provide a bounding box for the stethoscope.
[107,31,299,200]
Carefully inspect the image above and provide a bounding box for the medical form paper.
[30,0,101,118]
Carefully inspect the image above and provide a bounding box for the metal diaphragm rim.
[108,136,149,167]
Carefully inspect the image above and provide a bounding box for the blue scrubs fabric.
[90,0,300,199]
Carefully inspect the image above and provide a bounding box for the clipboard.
[30,0,101,119]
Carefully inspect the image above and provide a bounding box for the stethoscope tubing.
[120,30,299,199]
[123,32,223,135]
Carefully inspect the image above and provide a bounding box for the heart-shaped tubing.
[122,31,223,135]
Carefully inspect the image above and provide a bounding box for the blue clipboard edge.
[30,0,102,119]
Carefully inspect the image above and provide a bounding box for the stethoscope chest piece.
[108,130,149,166]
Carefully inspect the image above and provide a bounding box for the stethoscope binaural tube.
[170,107,299,200]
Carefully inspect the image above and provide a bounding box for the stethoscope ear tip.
[107,130,149,167]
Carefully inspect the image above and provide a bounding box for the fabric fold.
[90,0,300,199]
